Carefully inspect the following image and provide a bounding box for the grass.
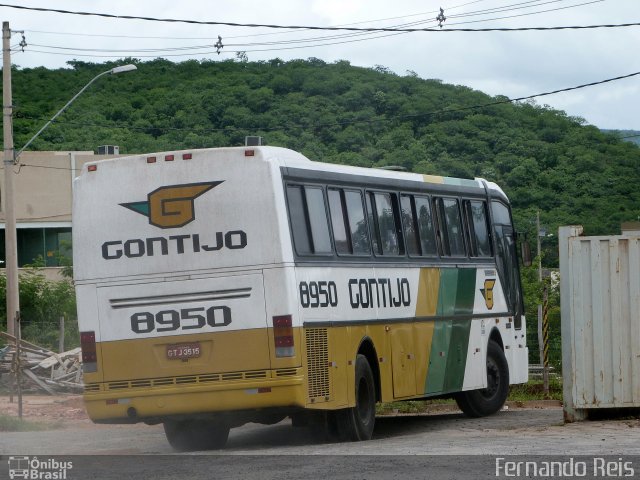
[377,399,455,415]
[508,378,563,401]
[0,413,57,432]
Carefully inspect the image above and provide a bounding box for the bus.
[73,146,528,450]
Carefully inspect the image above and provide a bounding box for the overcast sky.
[3,0,640,130]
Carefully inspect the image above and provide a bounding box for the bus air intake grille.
[84,383,101,392]
[107,381,129,390]
[130,380,152,388]
[276,368,298,377]
[175,376,197,385]
[103,369,271,390]
[306,328,329,399]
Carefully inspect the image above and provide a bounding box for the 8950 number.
[299,281,338,308]
[130,306,231,334]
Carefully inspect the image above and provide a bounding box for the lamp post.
[15,64,137,158]
[3,60,137,337]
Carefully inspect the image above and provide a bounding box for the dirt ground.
[0,394,91,427]
[0,393,563,430]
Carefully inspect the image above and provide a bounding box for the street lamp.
[3,62,137,337]
[15,64,137,158]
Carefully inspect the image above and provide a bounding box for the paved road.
[2,408,639,479]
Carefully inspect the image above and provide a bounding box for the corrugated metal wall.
[559,226,640,421]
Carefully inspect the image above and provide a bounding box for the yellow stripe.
[422,174,445,184]
[414,268,440,395]
[416,268,440,317]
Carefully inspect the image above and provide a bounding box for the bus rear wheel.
[333,354,376,441]
[163,419,230,451]
[455,339,509,418]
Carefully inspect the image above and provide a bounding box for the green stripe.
[454,269,476,314]
[425,319,452,394]
[424,268,475,394]
[437,269,459,316]
[442,318,471,392]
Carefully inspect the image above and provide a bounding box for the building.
[0,150,122,278]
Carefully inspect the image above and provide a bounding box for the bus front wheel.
[334,354,376,441]
[455,339,509,417]
[163,419,230,451]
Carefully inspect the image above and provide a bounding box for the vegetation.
[508,378,563,402]
[3,57,639,363]
[8,57,640,245]
[0,267,78,351]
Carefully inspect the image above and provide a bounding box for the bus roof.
[80,146,508,200]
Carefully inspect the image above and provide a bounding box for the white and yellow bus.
[73,146,528,450]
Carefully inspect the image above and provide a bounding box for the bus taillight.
[80,331,98,373]
[273,315,294,357]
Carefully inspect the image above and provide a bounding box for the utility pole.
[536,210,542,282]
[3,21,19,337]
[536,209,544,380]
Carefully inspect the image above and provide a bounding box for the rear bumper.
[84,373,305,422]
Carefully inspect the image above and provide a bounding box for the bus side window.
[286,185,332,255]
[464,200,492,257]
[345,190,371,255]
[400,195,419,255]
[435,197,466,257]
[367,192,401,256]
[328,189,349,254]
[328,188,371,256]
[415,196,437,256]
[401,194,437,257]
[432,197,446,256]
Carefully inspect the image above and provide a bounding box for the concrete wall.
[0,151,122,225]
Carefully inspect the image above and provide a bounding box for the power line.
[14,1,617,58]
[18,1,487,40]
[20,0,575,42]
[1,2,636,32]
[19,1,592,55]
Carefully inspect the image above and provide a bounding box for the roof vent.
[245,136,263,146]
[376,165,407,172]
[98,145,120,155]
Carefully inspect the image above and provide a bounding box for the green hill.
[601,129,640,147]
[7,58,640,246]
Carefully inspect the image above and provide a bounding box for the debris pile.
[0,332,83,394]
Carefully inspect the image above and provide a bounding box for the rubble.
[0,332,83,394]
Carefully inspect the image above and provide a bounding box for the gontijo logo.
[120,181,223,229]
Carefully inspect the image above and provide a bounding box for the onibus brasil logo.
[120,181,223,229]
[8,456,73,479]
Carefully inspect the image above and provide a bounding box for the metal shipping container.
[559,225,640,421]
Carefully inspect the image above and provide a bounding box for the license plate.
[166,343,201,360]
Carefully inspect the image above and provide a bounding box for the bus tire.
[163,419,230,451]
[335,354,376,441]
[455,340,509,418]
